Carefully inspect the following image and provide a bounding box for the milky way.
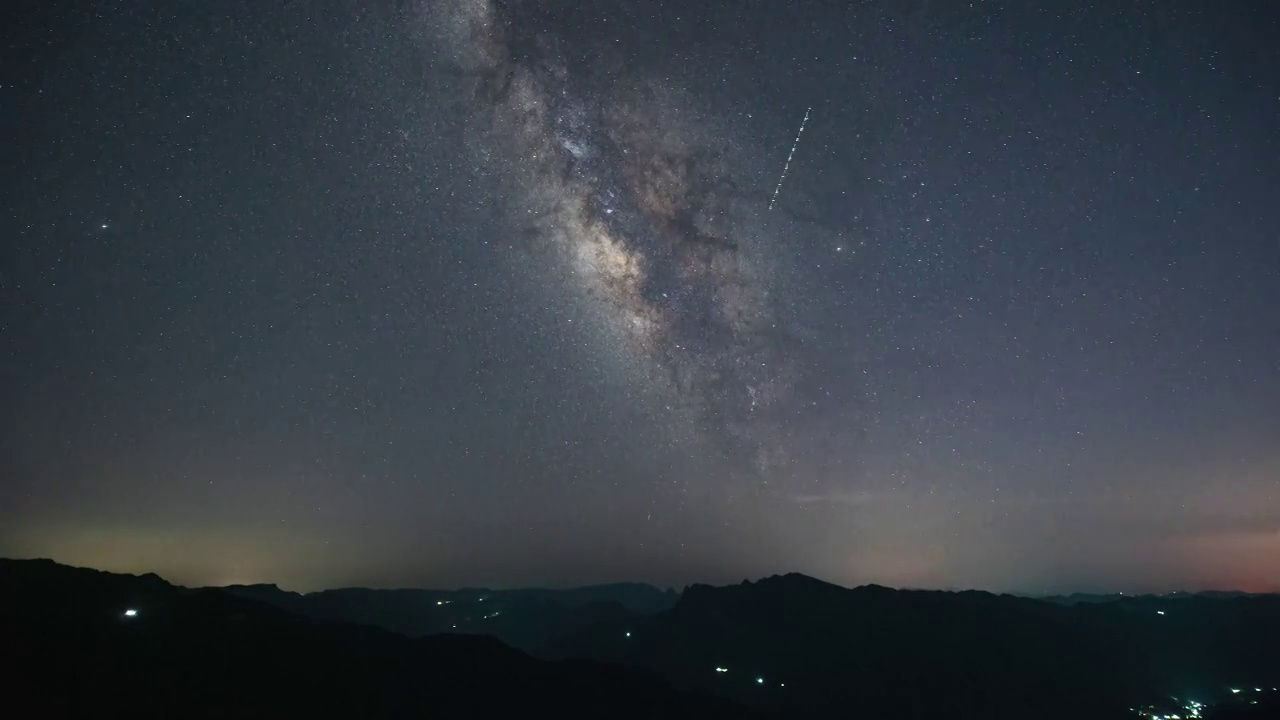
[432,0,815,477]
[8,0,1277,593]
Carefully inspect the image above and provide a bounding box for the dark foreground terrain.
[0,559,743,719]
[4,559,1278,719]
[548,574,1280,719]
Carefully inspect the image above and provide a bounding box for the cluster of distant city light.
[708,667,784,687]
[1134,687,1277,719]
[1133,697,1204,720]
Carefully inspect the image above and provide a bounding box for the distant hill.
[220,579,676,652]
[7,559,1277,720]
[0,558,746,719]
[545,573,1280,720]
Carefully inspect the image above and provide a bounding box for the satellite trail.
[768,106,810,210]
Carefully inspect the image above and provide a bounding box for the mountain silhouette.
[221,579,675,652]
[7,560,1277,719]
[0,558,744,719]
[545,573,1280,719]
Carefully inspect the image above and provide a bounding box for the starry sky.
[4,0,1278,594]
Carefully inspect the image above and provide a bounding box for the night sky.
[4,0,1278,594]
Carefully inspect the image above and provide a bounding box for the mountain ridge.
[8,558,1279,719]
[0,557,753,719]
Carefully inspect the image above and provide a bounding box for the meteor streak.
[768,107,810,211]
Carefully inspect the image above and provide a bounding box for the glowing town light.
[1156,610,1165,615]
[123,609,138,617]
[756,677,764,685]
[714,667,728,673]
[625,631,631,638]
[1231,689,1241,694]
